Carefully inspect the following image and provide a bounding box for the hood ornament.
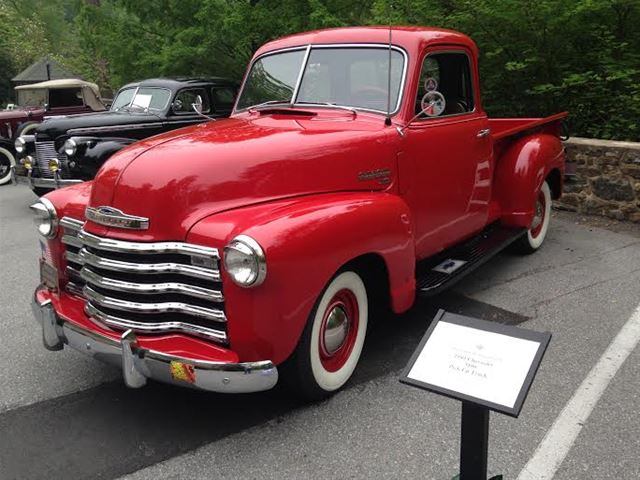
[85,206,149,230]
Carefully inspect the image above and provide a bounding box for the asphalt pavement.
[0,183,638,480]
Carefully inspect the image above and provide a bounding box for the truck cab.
[29,27,566,400]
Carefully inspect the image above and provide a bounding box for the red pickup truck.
[30,27,567,400]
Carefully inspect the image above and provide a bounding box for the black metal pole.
[459,402,489,480]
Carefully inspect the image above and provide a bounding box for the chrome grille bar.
[83,285,226,323]
[65,250,83,265]
[60,217,84,231]
[85,303,228,343]
[81,267,223,302]
[79,248,220,281]
[78,230,219,258]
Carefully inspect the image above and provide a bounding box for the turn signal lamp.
[49,158,60,173]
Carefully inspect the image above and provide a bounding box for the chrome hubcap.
[323,306,349,354]
[531,200,544,230]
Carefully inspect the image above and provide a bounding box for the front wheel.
[513,180,552,254]
[281,270,368,401]
[0,146,16,185]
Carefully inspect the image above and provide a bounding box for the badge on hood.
[85,206,149,230]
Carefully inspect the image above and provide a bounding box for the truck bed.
[488,112,568,141]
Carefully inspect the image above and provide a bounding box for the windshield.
[112,87,171,112]
[111,88,135,111]
[236,46,405,113]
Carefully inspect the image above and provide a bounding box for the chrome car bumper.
[31,293,278,393]
[12,166,83,189]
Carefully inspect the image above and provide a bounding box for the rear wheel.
[0,146,15,186]
[282,270,368,401]
[513,181,552,254]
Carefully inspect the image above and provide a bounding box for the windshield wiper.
[296,102,357,117]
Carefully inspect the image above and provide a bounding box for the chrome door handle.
[477,128,491,138]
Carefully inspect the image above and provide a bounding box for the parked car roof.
[118,77,237,91]
[15,78,101,95]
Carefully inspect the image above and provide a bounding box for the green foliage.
[0,0,638,140]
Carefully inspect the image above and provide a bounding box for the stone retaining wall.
[557,137,640,223]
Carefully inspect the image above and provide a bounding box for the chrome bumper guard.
[12,166,83,189]
[31,294,278,393]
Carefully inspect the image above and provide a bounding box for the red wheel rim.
[530,189,546,238]
[318,288,359,372]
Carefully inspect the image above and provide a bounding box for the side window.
[415,52,474,118]
[211,87,236,112]
[48,88,84,108]
[173,88,210,114]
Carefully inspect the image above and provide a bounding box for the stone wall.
[557,137,640,223]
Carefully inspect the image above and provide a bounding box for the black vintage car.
[13,77,237,195]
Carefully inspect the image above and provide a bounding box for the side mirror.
[191,95,204,115]
[43,103,50,112]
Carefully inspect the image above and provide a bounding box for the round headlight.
[223,235,266,287]
[64,138,77,157]
[14,136,26,154]
[29,198,58,238]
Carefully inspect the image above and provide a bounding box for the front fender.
[494,133,564,228]
[187,192,416,364]
[70,137,136,179]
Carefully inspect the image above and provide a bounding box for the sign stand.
[459,402,489,480]
[400,310,551,480]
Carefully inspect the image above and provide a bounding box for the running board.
[416,224,527,297]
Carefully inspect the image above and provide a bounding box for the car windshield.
[110,88,135,111]
[235,46,405,114]
[112,87,171,113]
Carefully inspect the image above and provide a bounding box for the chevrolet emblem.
[85,206,150,230]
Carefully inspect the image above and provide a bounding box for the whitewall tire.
[513,181,552,254]
[282,270,369,400]
[0,146,16,186]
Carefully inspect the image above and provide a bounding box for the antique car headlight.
[223,235,266,287]
[29,198,58,238]
[14,136,27,154]
[64,138,77,157]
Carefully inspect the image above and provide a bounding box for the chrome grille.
[35,140,68,178]
[60,217,227,344]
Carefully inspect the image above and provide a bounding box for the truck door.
[401,49,492,259]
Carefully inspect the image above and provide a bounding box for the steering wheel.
[420,91,446,117]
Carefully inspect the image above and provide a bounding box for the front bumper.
[31,291,278,393]
[12,166,83,189]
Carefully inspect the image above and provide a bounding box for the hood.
[36,110,161,139]
[87,113,397,241]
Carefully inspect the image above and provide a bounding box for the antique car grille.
[60,217,227,344]
[35,140,68,178]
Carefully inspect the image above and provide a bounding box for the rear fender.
[494,133,564,228]
[188,192,416,364]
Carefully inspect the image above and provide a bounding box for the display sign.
[401,310,551,417]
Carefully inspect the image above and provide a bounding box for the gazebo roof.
[12,56,77,83]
